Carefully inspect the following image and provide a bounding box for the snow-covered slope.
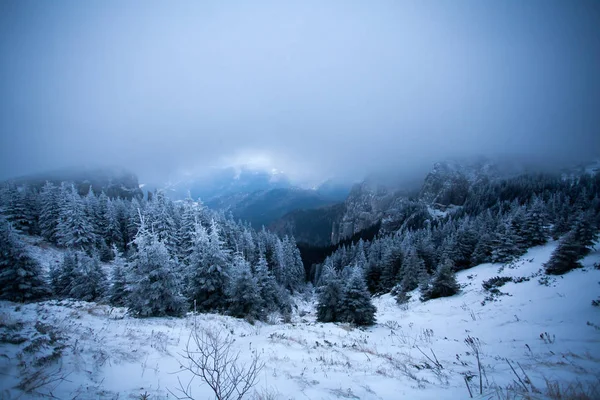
[1,242,599,399]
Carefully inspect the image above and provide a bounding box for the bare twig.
[170,327,264,400]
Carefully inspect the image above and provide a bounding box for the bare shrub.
[172,327,264,400]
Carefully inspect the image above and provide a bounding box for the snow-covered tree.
[282,236,305,292]
[316,264,344,323]
[51,251,78,297]
[188,220,230,312]
[39,182,61,243]
[227,253,262,320]
[490,220,522,263]
[254,252,283,314]
[57,183,96,251]
[109,246,129,307]
[0,217,48,302]
[128,226,186,317]
[69,253,108,302]
[544,212,598,275]
[421,259,459,301]
[399,248,426,293]
[338,268,377,326]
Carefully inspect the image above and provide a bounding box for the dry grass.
[494,378,600,400]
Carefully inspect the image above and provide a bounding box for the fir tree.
[109,247,129,306]
[421,259,459,301]
[227,253,262,320]
[338,268,377,326]
[254,252,282,314]
[399,249,426,293]
[52,251,78,297]
[490,220,522,263]
[316,265,344,323]
[69,253,108,302]
[0,217,49,302]
[188,220,230,312]
[128,227,186,317]
[544,212,598,275]
[39,182,61,243]
[57,183,96,251]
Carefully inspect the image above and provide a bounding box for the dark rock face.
[419,160,498,206]
[269,203,346,247]
[207,187,335,229]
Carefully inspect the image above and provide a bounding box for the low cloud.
[1,1,599,184]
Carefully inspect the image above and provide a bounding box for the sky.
[1,0,599,185]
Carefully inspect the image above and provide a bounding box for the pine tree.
[0,217,49,302]
[421,259,459,301]
[188,220,230,312]
[109,246,129,306]
[39,182,61,243]
[177,199,197,263]
[3,184,38,235]
[69,253,108,302]
[544,212,598,275]
[338,268,377,326]
[471,233,494,266]
[52,251,79,297]
[282,236,305,293]
[316,265,344,323]
[380,244,403,292]
[399,249,426,293]
[57,183,96,251]
[227,253,262,320]
[520,196,548,247]
[490,220,522,263]
[128,227,186,317]
[254,253,282,314]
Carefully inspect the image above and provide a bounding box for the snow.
[1,241,599,399]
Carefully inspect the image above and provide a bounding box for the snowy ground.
[1,241,599,399]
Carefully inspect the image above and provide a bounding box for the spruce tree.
[109,247,129,307]
[57,183,96,251]
[254,253,282,314]
[69,253,108,302]
[399,249,426,293]
[544,212,598,275]
[128,227,186,317]
[39,182,61,243]
[421,259,459,301]
[188,220,230,312]
[53,251,78,297]
[0,217,49,302]
[338,268,377,326]
[316,265,344,323]
[227,253,262,320]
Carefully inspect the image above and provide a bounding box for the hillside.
[1,240,599,399]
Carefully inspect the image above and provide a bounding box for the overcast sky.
[1,0,599,184]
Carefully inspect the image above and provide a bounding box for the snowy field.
[1,241,599,399]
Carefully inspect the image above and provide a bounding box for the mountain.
[271,158,520,246]
[154,166,351,229]
[7,166,142,199]
[269,203,346,246]
[207,187,338,228]
[157,166,293,201]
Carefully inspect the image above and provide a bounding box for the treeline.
[0,182,306,321]
[314,172,600,323]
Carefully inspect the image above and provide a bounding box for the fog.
[1,0,599,185]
